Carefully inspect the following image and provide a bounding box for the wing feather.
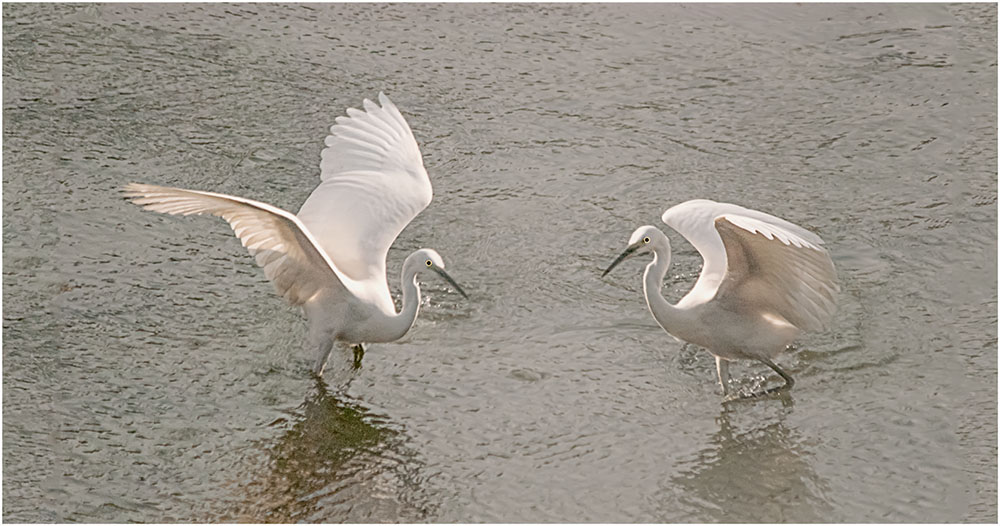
[123,183,353,306]
[662,199,830,308]
[297,93,432,282]
[714,215,839,331]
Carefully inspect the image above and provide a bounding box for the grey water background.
[3,3,996,522]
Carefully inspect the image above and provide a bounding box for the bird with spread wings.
[125,93,467,375]
[603,199,838,399]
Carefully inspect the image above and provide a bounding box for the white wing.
[123,183,354,306]
[713,215,839,331]
[297,93,432,283]
[661,199,827,308]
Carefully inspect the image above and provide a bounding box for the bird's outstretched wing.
[123,183,354,306]
[661,199,828,308]
[713,215,839,331]
[297,92,432,282]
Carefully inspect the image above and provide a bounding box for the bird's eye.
[643,237,651,244]
[425,260,433,267]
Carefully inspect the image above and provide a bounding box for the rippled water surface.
[4,3,996,522]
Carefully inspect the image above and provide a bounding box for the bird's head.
[407,248,468,299]
[602,225,667,277]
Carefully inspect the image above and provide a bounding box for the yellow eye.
[643,237,650,244]
[425,260,433,267]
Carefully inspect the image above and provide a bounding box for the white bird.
[602,199,838,399]
[124,93,467,375]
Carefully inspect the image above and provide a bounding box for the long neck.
[386,267,421,341]
[643,245,688,336]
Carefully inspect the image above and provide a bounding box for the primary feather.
[714,215,839,331]
[124,93,466,376]
[661,199,835,317]
[122,183,352,306]
[605,198,838,398]
[297,92,432,283]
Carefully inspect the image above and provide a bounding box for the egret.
[602,199,838,399]
[124,93,467,375]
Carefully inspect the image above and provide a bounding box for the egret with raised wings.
[602,199,838,399]
[125,93,467,375]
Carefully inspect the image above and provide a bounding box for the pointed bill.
[602,242,642,277]
[431,266,469,299]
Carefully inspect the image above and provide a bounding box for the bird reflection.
[225,379,432,523]
[667,401,834,522]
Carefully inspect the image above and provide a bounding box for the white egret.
[124,93,467,375]
[602,199,838,399]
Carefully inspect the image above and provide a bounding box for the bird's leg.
[312,339,335,377]
[351,344,365,370]
[723,357,794,402]
[715,356,731,396]
[758,357,795,394]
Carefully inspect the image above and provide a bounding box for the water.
[3,3,996,522]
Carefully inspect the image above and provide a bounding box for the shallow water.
[3,3,996,522]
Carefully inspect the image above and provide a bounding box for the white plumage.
[125,93,466,375]
[604,199,838,399]
[300,94,433,284]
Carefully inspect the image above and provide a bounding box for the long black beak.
[602,242,642,277]
[431,267,469,299]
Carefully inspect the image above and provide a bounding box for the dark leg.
[724,357,794,401]
[352,343,365,370]
[759,357,795,393]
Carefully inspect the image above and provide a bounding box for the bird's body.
[603,199,838,398]
[125,93,466,375]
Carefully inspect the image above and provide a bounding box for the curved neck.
[643,246,686,335]
[386,267,421,341]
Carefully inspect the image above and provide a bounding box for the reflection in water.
[3,2,995,521]
[223,380,432,523]
[668,401,833,522]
